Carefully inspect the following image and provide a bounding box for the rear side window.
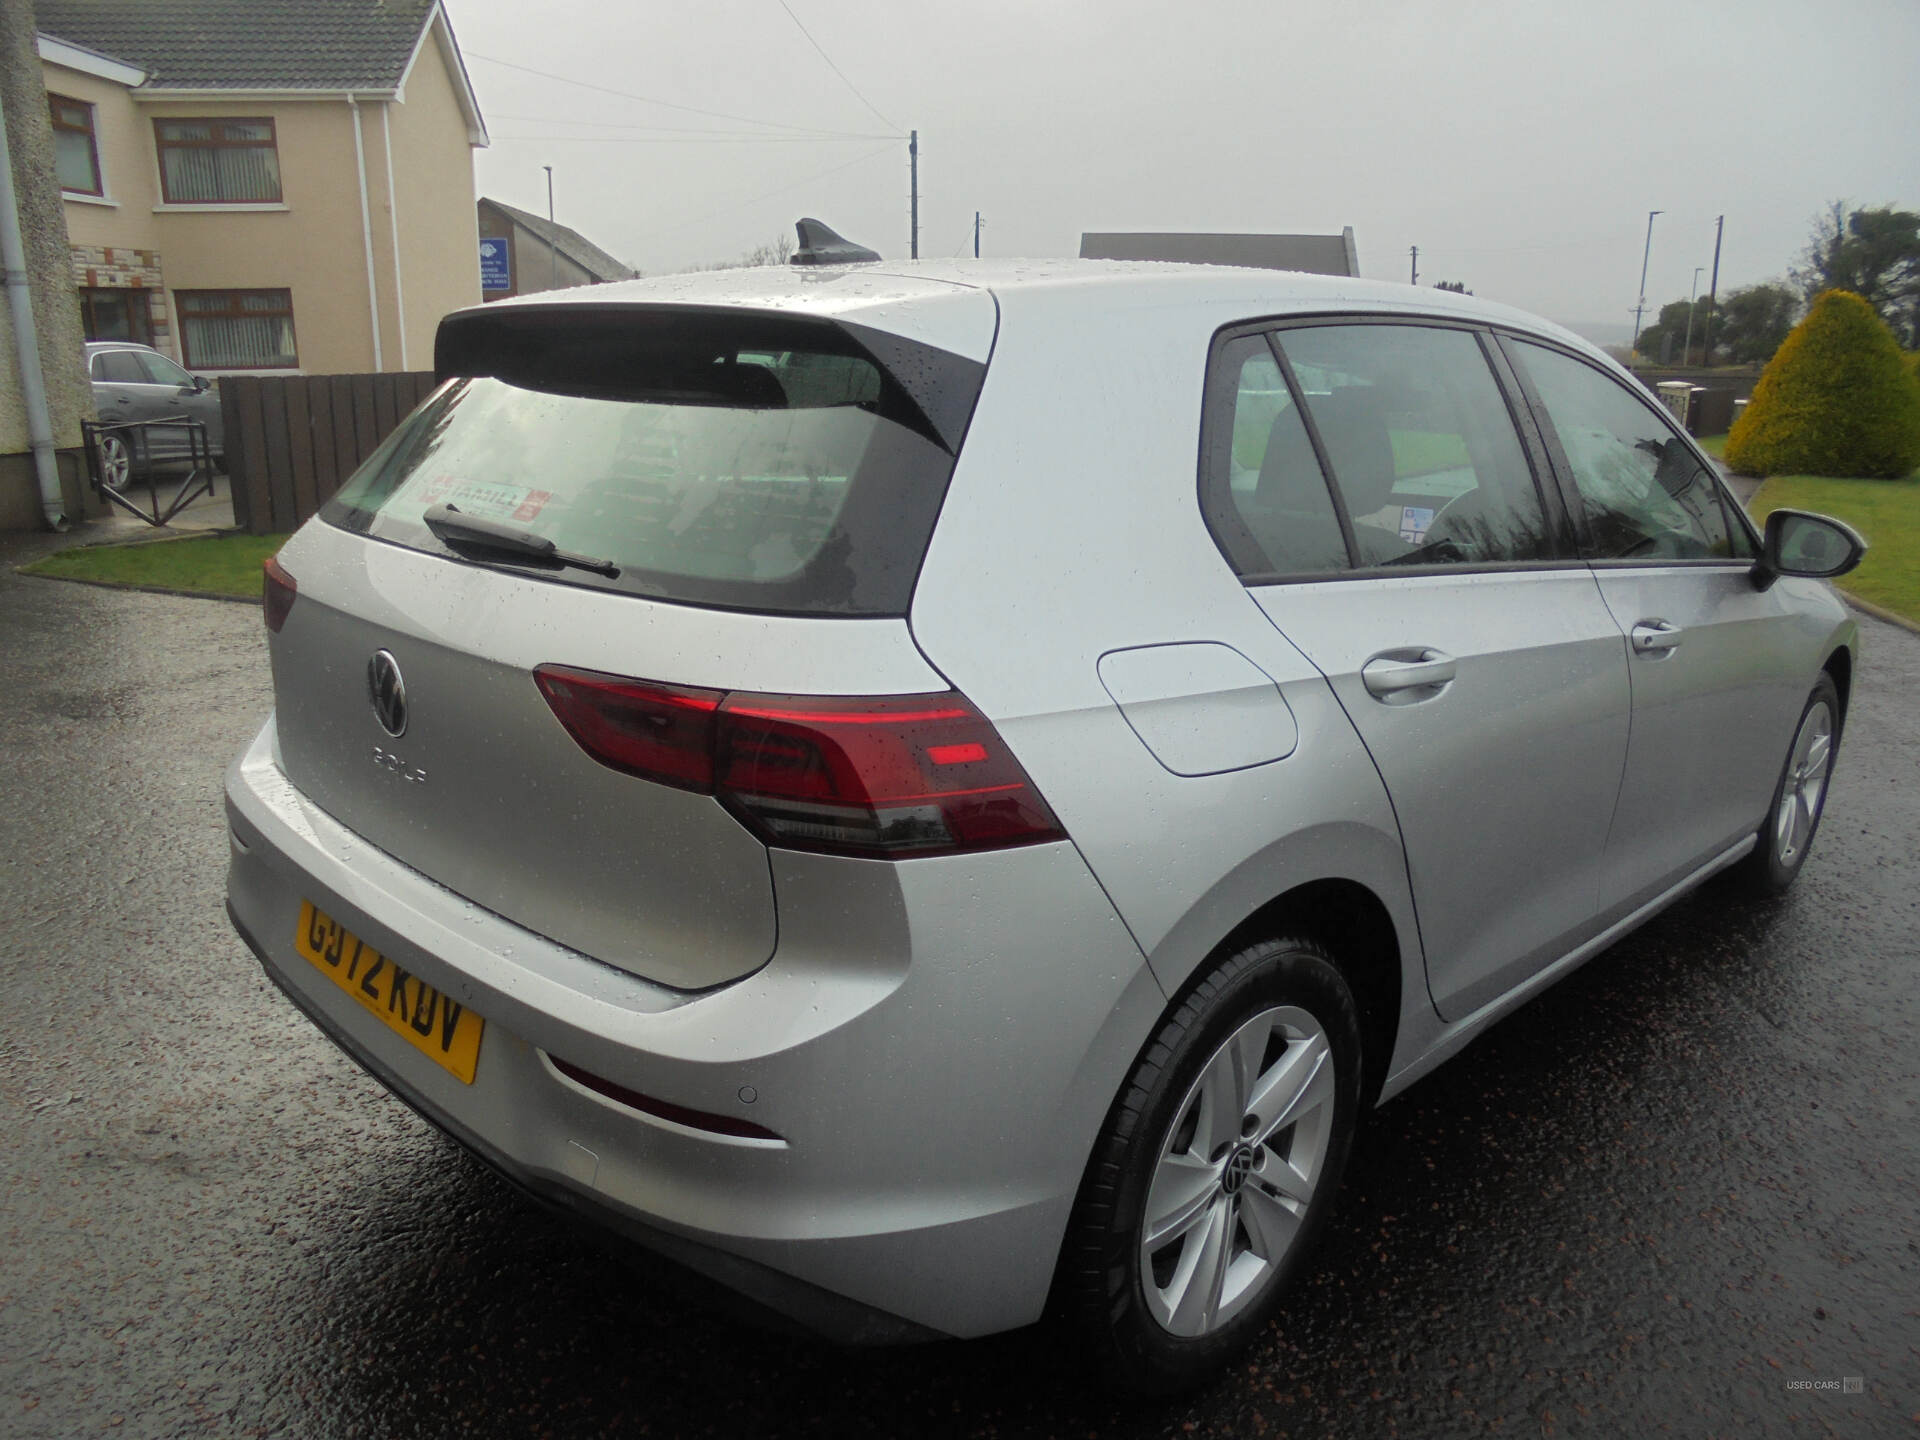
[1200,335,1350,577]
[1508,340,1752,561]
[1275,325,1559,567]
[323,309,985,616]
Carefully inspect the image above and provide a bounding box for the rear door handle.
[1630,620,1683,654]
[1361,648,1457,701]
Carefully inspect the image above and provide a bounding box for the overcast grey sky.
[450,0,1920,337]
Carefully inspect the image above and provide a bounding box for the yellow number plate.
[294,901,483,1084]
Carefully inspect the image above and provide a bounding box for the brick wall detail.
[67,245,173,355]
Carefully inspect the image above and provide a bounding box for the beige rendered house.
[36,0,488,377]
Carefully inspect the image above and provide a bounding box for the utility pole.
[973,210,981,259]
[542,165,557,290]
[1409,245,1418,286]
[1631,209,1663,355]
[908,130,919,260]
[1683,265,1703,364]
[1701,214,1724,366]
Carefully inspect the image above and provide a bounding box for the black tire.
[1060,936,1363,1394]
[1732,672,1841,895]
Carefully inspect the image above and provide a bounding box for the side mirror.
[191,374,211,393]
[1751,508,1866,591]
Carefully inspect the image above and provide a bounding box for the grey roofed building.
[477,198,637,300]
[34,0,451,91]
[1080,229,1360,278]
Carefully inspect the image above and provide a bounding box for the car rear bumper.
[223,716,1163,1339]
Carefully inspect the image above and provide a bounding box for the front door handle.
[1361,648,1458,701]
[1630,620,1683,654]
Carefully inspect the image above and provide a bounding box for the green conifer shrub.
[1725,290,1920,478]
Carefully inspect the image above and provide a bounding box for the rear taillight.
[532,668,721,792]
[533,665,1065,859]
[716,692,1065,855]
[262,555,296,633]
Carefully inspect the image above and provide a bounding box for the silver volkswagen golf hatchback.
[225,254,1864,1390]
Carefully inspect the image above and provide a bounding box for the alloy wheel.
[1774,699,1833,867]
[97,434,132,491]
[1139,1004,1335,1337]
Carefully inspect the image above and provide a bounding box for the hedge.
[1725,290,1920,479]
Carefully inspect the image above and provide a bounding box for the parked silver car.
[86,340,224,487]
[224,257,1863,1390]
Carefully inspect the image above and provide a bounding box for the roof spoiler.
[791,218,881,267]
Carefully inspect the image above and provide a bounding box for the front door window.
[1508,340,1752,561]
[80,289,156,348]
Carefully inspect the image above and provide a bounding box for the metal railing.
[81,415,218,527]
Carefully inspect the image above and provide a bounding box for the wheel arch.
[1209,879,1403,1106]
[1149,866,1411,1109]
[1822,644,1852,722]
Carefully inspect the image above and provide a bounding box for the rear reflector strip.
[547,1054,785,1143]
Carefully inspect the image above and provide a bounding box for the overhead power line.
[495,133,892,145]
[489,111,887,139]
[467,52,896,140]
[647,142,898,243]
[773,0,899,132]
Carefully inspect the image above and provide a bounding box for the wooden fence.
[220,371,437,534]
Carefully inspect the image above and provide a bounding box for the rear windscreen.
[321,308,985,616]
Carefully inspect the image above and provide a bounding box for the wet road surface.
[2,550,1916,1438]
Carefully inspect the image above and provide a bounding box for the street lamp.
[1631,209,1664,355]
[1682,265,1704,366]
[542,165,557,291]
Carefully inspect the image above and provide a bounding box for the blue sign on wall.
[479,238,511,291]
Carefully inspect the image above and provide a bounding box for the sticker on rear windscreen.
[1399,505,1435,545]
[410,474,554,523]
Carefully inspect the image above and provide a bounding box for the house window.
[50,95,103,196]
[177,290,297,369]
[154,118,282,203]
[80,288,155,347]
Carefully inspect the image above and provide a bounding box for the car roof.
[473,258,1599,365]
[84,340,162,354]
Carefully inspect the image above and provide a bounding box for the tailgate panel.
[268,522,948,990]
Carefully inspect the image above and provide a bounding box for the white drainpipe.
[0,98,69,529]
[349,94,383,370]
[380,101,408,370]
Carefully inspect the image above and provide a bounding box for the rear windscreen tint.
[322,311,985,616]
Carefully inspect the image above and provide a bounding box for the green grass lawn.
[1389,429,1471,478]
[20,532,288,599]
[1748,473,1920,624]
[1696,432,1728,458]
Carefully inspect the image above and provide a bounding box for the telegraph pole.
[973,210,981,258]
[908,130,919,260]
[1631,209,1663,354]
[1409,245,1418,285]
[1701,214,1724,366]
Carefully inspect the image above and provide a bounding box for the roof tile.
[36,0,436,90]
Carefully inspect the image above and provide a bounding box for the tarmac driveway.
[1,550,1915,1438]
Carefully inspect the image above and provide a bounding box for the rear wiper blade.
[422,503,619,577]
